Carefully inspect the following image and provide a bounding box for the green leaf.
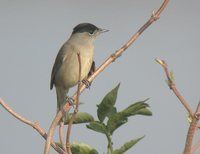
[107,100,152,134]
[70,142,98,154]
[113,136,144,154]
[134,108,152,116]
[107,107,117,117]
[121,100,152,117]
[86,121,108,135]
[64,112,94,125]
[97,83,120,122]
[107,112,128,134]
[56,142,98,154]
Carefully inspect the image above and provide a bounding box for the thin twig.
[59,121,66,152]
[66,52,82,154]
[156,59,193,115]
[172,86,193,115]
[44,1,169,153]
[0,98,64,154]
[156,59,200,153]
[183,101,200,154]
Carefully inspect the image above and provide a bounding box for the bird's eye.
[88,30,94,35]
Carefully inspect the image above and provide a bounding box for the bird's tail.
[55,87,69,113]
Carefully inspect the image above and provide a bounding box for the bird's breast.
[55,43,94,88]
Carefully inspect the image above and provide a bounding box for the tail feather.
[55,87,69,113]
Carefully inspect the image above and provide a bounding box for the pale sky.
[1,0,200,154]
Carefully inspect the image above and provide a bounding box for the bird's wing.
[50,44,66,90]
[87,61,95,78]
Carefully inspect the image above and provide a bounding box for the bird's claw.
[66,96,75,107]
[59,97,75,121]
[82,79,91,89]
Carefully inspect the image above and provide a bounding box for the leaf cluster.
[65,83,152,153]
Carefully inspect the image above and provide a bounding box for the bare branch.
[155,59,193,115]
[44,103,71,154]
[44,0,170,153]
[66,52,82,154]
[184,101,200,154]
[0,98,64,154]
[156,59,200,153]
[59,121,66,152]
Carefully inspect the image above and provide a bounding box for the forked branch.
[156,59,200,153]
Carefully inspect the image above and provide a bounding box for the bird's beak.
[98,28,109,33]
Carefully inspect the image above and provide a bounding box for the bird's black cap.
[72,23,99,34]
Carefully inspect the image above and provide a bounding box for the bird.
[50,23,108,113]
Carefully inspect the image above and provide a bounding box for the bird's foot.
[59,97,75,122]
[82,79,91,89]
[66,96,75,107]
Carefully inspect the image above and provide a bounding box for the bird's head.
[70,23,108,43]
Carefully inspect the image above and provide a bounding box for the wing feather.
[50,45,67,89]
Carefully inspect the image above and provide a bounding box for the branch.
[44,0,169,153]
[184,101,200,154]
[59,121,66,152]
[155,58,193,115]
[66,52,82,154]
[0,98,64,154]
[191,139,200,153]
[156,59,200,153]
[44,103,71,154]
